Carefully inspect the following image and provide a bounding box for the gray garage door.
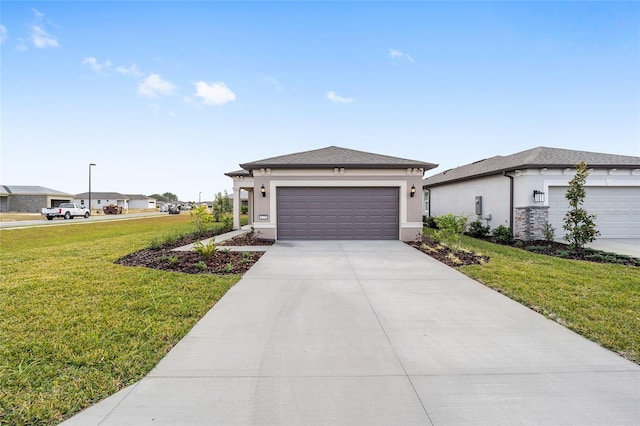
[548,186,640,238]
[277,187,399,240]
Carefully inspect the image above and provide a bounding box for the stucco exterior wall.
[427,174,511,229]
[244,168,424,241]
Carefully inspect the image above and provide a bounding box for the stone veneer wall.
[514,206,549,241]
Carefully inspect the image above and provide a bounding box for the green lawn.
[432,230,640,364]
[0,216,240,425]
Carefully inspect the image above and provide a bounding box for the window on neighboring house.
[97,200,101,204]
[423,190,430,217]
[80,200,85,205]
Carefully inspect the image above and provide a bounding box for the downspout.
[503,171,514,233]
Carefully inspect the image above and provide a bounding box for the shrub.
[196,260,207,271]
[423,216,438,229]
[189,205,214,235]
[543,221,556,242]
[467,220,490,238]
[193,239,217,258]
[434,213,469,252]
[241,205,248,214]
[222,214,233,231]
[492,225,514,245]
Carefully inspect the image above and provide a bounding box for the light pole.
[89,163,96,215]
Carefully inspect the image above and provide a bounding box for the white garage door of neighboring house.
[548,187,640,238]
[277,187,399,240]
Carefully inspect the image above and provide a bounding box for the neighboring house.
[226,146,437,241]
[75,192,129,212]
[125,194,157,209]
[423,146,640,240]
[0,185,75,213]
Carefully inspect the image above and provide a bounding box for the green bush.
[542,221,556,242]
[492,225,514,245]
[193,239,217,258]
[467,220,490,238]
[189,205,214,235]
[434,213,469,252]
[423,216,438,229]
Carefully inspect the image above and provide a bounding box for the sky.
[1,1,639,202]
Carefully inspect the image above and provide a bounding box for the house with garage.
[423,146,640,240]
[124,194,157,210]
[226,146,437,241]
[75,192,129,213]
[0,185,75,212]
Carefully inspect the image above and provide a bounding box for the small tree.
[189,204,214,235]
[563,162,599,249]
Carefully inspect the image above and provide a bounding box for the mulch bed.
[219,231,274,246]
[116,230,270,275]
[407,236,490,268]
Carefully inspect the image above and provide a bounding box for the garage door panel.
[277,187,399,240]
[548,186,640,239]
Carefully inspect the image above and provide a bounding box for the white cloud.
[31,8,45,18]
[31,25,58,49]
[0,25,7,44]
[389,49,414,62]
[116,64,145,77]
[15,37,28,51]
[192,81,236,106]
[138,73,175,98]
[326,91,354,104]
[263,76,283,91]
[82,57,111,73]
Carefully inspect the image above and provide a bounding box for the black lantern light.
[533,190,545,203]
[261,184,266,197]
[410,184,416,197]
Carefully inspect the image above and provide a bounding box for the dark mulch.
[116,229,268,275]
[219,231,274,246]
[116,249,264,275]
[407,236,490,268]
[486,237,640,267]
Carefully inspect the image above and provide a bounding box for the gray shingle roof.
[0,185,74,196]
[239,146,437,170]
[224,169,252,177]
[424,146,640,187]
[124,194,155,201]
[75,192,128,199]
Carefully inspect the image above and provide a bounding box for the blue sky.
[2,1,638,202]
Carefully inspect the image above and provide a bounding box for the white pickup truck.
[41,203,90,220]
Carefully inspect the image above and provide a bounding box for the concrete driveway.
[64,241,639,425]
[586,238,640,258]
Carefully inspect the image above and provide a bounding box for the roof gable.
[425,146,640,187]
[239,146,437,170]
[75,192,128,200]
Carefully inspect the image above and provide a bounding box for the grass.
[0,215,241,425]
[423,229,640,364]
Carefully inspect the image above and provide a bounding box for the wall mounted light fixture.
[261,184,266,197]
[410,184,416,197]
[533,190,545,203]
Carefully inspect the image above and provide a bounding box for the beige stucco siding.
[249,169,424,241]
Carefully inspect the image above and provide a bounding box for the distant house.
[125,194,157,209]
[0,185,75,213]
[75,192,128,212]
[423,146,640,240]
